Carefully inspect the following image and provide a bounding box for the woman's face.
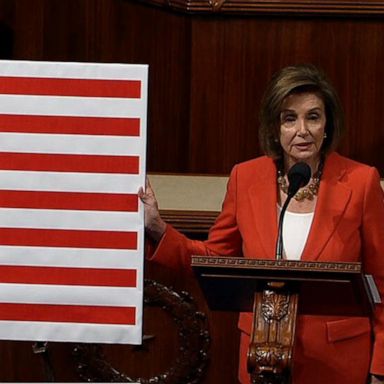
[279,92,326,171]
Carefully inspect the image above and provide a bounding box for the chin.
[289,152,319,164]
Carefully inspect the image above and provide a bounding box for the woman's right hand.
[138,178,167,242]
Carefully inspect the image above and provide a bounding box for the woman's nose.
[297,118,308,136]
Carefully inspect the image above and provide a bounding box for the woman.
[139,64,384,384]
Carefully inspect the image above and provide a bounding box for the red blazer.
[151,152,384,384]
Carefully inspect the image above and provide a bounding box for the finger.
[147,179,156,196]
[138,188,151,202]
[139,177,152,198]
[145,178,155,196]
[145,176,151,190]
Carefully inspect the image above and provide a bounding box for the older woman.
[140,64,384,384]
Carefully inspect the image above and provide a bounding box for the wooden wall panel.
[188,16,384,173]
[86,1,193,173]
[1,0,192,173]
[1,0,383,175]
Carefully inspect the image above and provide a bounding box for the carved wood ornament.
[247,283,298,384]
[72,279,210,383]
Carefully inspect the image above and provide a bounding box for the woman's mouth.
[295,142,313,149]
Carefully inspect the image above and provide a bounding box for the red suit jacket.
[150,152,384,384]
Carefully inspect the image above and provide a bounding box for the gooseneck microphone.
[275,162,311,259]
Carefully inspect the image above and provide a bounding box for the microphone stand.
[275,161,311,260]
[275,194,293,260]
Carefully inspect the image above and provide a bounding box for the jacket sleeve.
[361,167,384,375]
[147,164,243,271]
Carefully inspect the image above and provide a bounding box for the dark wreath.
[72,279,211,383]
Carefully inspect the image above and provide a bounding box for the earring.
[323,133,327,139]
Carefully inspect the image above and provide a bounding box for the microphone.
[275,162,311,259]
[287,162,311,197]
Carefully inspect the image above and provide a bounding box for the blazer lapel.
[301,153,352,261]
[248,163,278,259]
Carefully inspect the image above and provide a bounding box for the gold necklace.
[277,160,324,201]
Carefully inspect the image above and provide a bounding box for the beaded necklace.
[277,158,324,201]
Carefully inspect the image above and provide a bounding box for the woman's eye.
[282,115,296,123]
[308,113,320,121]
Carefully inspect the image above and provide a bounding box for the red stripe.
[0,228,137,249]
[0,76,141,98]
[0,114,140,136]
[0,303,136,325]
[0,190,138,211]
[0,152,139,174]
[0,265,136,287]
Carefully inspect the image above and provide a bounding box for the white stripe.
[0,59,148,82]
[0,208,141,231]
[0,95,146,118]
[0,284,142,306]
[0,246,144,269]
[0,171,143,193]
[0,133,143,156]
[0,321,142,344]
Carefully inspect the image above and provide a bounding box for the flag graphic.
[0,60,147,344]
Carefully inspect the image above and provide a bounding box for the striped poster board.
[0,60,147,344]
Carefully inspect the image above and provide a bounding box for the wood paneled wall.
[1,0,383,175]
[0,0,383,382]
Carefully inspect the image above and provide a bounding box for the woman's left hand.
[138,177,167,242]
[371,375,384,384]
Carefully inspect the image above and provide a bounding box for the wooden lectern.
[191,256,381,384]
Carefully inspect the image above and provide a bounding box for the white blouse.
[278,207,314,260]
